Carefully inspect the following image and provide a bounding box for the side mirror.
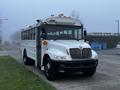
[84,30,87,42]
[84,30,87,36]
[41,34,47,39]
[41,28,47,39]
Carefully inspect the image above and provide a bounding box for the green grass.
[0,56,56,90]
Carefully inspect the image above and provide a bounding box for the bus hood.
[45,40,93,61]
[47,40,91,49]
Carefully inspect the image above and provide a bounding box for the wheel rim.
[45,62,51,77]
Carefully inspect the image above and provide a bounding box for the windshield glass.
[45,25,83,40]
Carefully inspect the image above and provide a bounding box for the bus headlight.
[92,50,98,60]
[54,55,67,60]
[54,55,59,59]
[95,55,98,59]
[93,54,98,59]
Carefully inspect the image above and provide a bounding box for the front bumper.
[51,59,98,71]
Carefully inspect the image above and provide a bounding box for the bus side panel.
[21,40,36,61]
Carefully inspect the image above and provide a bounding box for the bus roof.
[21,14,83,31]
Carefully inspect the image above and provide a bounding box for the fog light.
[61,56,66,60]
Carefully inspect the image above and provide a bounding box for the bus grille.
[69,48,91,59]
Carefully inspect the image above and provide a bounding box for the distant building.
[87,32,120,49]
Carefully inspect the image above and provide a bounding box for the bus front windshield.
[46,25,83,40]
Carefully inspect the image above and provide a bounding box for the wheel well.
[43,54,50,66]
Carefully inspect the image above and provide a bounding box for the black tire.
[44,56,56,81]
[83,68,96,77]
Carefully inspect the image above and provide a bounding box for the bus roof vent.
[45,14,82,26]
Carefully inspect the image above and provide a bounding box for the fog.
[0,0,120,41]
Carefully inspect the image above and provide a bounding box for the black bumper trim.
[51,59,98,71]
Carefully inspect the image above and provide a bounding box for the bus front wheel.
[44,57,56,81]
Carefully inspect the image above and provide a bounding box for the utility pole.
[0,19,8,20]
[116,20,119,35]
[0,18,8,22]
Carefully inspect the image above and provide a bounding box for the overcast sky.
[0,0,120,40]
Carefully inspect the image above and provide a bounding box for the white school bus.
[21,14,98,80]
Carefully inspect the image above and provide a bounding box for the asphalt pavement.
[0,45,120,90]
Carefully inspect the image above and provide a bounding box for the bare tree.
[10,30,21,45]
[0,30,2,44]
[0,20,2,44]
[0,20,2,28]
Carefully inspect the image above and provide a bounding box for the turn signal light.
[42,40,48,45]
